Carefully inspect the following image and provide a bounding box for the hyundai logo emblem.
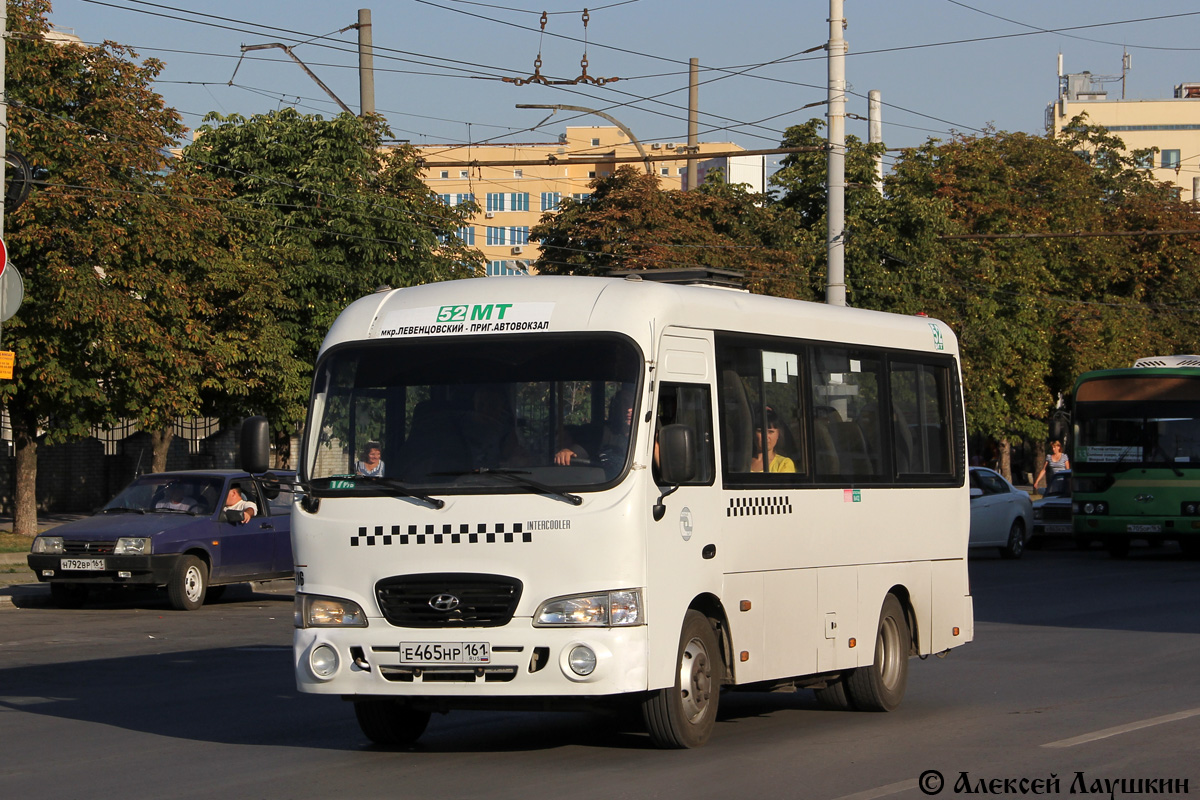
[429,593,460,612]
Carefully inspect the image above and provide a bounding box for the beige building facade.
[1047,73,1200,199]
[414,126,756,275]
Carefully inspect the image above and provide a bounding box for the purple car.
[28,470,294,610]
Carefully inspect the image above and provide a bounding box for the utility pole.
[1,4,8,349]
[687,58,698,190]
[826,0,847,306]
[358,9,375,116]
[868,89,883,195]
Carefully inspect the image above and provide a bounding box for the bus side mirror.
[240,416,271,475]
[658,424,697,485]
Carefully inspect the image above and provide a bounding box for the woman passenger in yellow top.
[751,407,796,473]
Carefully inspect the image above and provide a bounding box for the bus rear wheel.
[845,594,910,712]
[641,610,722,748]
[354,699,431,748]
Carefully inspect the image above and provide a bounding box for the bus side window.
[656,383,715,485]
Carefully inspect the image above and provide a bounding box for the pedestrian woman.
[1034,439,1069,490]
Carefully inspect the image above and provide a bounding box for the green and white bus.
[290,274,974,748]
[1072,355,1200,558]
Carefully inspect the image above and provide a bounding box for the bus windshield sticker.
[377,302,555,337]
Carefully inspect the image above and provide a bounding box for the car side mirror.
[969,487,983,499]
[225,509,243,524]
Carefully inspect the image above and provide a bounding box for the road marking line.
[1042,707,1200,748]
[830,779,918,800]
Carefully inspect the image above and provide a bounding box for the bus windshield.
[303,335,642,492]
[1076,403,1200,465]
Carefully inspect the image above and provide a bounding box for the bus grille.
[375,573,522,628]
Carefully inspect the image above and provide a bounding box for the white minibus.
[291,273,974,748]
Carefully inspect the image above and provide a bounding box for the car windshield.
[103,476,224,516]
[303,334,643,493]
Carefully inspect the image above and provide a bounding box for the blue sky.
[43,0,1200,175]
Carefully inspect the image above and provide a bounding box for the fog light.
[1084,503,1095,514]
[310,644,340,679]
[567,645,596,676]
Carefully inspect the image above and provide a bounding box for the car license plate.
[1045,524,1073,533]
[60,558,105,571]
[1127,524,1161,533]
[399,642,490,665]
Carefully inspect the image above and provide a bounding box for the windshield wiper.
[320,475,445,509]
[434,469,583,506]
[101,507,146,515]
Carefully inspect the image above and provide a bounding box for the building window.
[572,192,592,203]
[457,226,475,245]
[459,170,470,179]
[510,192,530,211]
[509,226,530,245]
[488,260,523,277]
[1162,150,1182,169]
[455,192,475,207]
[440,170,449,179]
[486,193,507,213]
[514,169,523,179]
[591,138,600,146]
[588,171,596,179]
[438,193,452,206]
[1134,152,1153,169]
[541,191,561,211]
[660,167,669,176]
[486,226,507,246]
[677,167,686,175]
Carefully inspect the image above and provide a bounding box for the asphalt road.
[1,544,1197,800]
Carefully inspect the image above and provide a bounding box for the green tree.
[531,165,802,285]
[181,110,484,399]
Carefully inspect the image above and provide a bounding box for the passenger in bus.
[750,407,796,473]
[356,442,385,477]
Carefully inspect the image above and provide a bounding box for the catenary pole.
[687,58,698,190]
[358,9,375,117]
[826,0,847,306]
[869,89,883,195]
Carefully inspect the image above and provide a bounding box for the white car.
[969,466,1033,559]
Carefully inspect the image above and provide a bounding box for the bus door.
[645,332,722,677]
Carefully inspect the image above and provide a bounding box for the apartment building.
[1046,71,1200,199]
[414,126,755,275]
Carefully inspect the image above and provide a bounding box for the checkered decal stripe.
[727,496,793,516]
[350,522,529,547]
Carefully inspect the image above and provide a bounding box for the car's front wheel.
[167,555,207,611]
[1000,519,1026,559]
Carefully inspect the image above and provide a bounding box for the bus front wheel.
[354,699,431,748]
[845,594,910,712]
[641,610,722,748]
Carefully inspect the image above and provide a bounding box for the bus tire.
[845,594,909,712]
[354,699,431,748]
[641,610,722,748]
[167,555,207,611]
[814,677,854,711]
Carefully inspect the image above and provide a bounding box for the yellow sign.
[0,351,14,380]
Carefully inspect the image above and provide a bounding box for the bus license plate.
[1127,524,1161,533]
[400,642,490,665]
[61,558,105,571]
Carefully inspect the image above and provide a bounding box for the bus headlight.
[1080,502,1108,515]
[535,589,643,627]
[113,537,151,555]
[31,536,64,555]
[1182,502,1200,516]
[295,594,368,628]
[310,644,340,679]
